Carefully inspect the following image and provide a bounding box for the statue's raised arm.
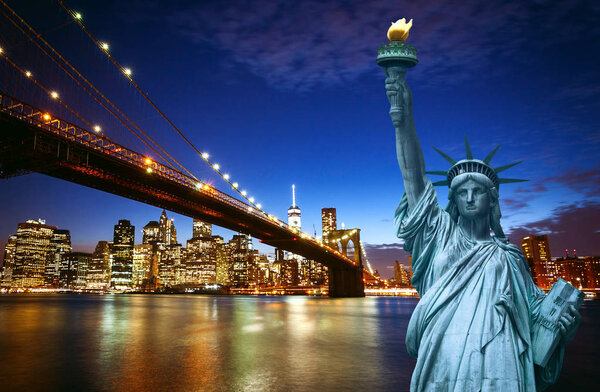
[385,68,426,208]
[376,19,425,209]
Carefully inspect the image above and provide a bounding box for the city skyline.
[0,0,599,278]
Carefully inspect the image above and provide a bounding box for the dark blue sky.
[1,0,599,277]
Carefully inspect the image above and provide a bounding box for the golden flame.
[387,18,413,42]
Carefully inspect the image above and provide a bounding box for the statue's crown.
[427,136,527,189]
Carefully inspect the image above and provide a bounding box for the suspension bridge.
[0,1,377,296]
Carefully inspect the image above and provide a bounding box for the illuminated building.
[321,208,337,235]
[44,229,72,287]
[59,252,91,289]
[521,235,556,289]
[584,256,600,289]
[287,184,301,231]
[10,219,56,288]
[185,228,217,284]
[158,243,182,287]
[86,241,112,289]
[159,210,177,245]
[1,235,17,286]
[213,236,229,285]
[192,219,212,238]
[133,244,153,288]
[111,220,135,289]
[142,221,161,244]
[229,234,252,287]
[394,260,411,286]
[555,257,587,289]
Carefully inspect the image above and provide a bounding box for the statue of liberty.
[377,19,582,391]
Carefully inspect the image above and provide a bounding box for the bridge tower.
[324,227,365,297]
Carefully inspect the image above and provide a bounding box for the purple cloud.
[514,183,548,194]
[544,169,600,198]
[507,201,600,257]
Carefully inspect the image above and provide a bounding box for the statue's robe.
[395,181,564,392]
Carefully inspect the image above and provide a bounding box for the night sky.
[1,0,599,278]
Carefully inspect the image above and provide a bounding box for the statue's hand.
[384,68,412,128]
[559,304,581,344]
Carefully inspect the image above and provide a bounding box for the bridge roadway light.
[123,68,132,76]
[43,113,51,121]
[25,71,32,78]
[232,182,238,188]
[74,12,82,20]
[146,167,153,173]
[100,42,109,51]
[223,174,230,180]
[213,163,220,170]
[93,125,101,132]
[50,91,59,99]
[202,152,209,159]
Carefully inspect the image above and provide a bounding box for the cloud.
[501,198,528,211]
[507,201,600,257]
[544,169,600,198]
[514,183,547,194]
[160,0,599,90]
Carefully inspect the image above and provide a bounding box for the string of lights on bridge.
[58,1,267,215]
[0,2,376,272]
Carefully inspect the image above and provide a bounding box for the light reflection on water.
[0,295,596,392]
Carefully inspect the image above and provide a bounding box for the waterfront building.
[59,252,91,289]
[142,221,161,244]
[584,256,600,289]
[44,229,72,287]
[521,235,556,289]
[10,219,56,287]
[157,243,182,287]
[1,235,17,286]
[213,236,229,286]
[111,220,135,289]
[185,231,217,284]
[321,208,337,235]
[229,234,252,287]
[394,261,411,286]
[133,244,153,288]
[86,241,112,289]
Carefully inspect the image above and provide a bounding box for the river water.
[0,294,597,391]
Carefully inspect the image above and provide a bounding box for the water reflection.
[0,295,596,391]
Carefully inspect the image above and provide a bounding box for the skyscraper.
[87,241,112,289]
[59,252,91,289]
[521,235,555,289]
[142,221,161,244]
[10,219,56,287]
[111,220,135,289]
[321,208,337,235]
[44,229,72,287]
[192,219,212,238]
[1,235,17,286]
[287,184,301,231]
[133,244,153,288]
[159,210,177,244]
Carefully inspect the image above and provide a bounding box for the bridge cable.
[0,1,199,181]
[56,0,264,211]
[0,50,93,130]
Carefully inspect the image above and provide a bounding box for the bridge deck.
[0,93,362,274]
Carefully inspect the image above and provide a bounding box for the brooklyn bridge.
[0,1,375,296]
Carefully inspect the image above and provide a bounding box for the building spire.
[292,184,296,207]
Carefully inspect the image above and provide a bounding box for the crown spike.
[494,161,523,173]
[433,147,457,165]
[483,144,501,164]
[464,135,473,160]
[498,178,529,184]
[432,180,449,186]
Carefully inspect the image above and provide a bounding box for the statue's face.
[454,179,491,220]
